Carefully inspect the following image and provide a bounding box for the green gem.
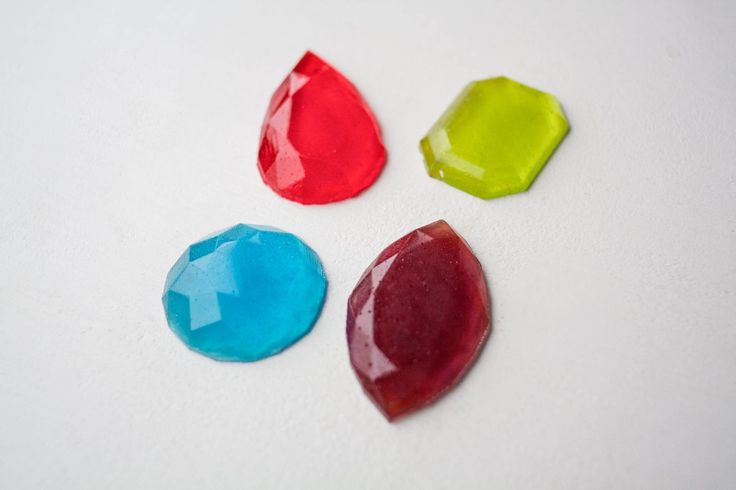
[420,77,569,199]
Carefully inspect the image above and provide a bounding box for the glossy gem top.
[420,77,569,199]
[347,220,490,420]
[258,51,386,204]
[162,224,327,362]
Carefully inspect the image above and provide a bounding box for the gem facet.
[420,76,569,199]
[162,224,327,362]
[258,51,386,204]
[346,220,490,420]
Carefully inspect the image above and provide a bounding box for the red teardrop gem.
[347,220,491,421]
[257,51,387,204]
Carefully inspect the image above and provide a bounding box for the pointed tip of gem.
[293,50,328,77]
[347,220,491,421]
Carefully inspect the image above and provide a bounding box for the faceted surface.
[420,76,569,199]
[258,51,386,204]
[162,224,327,362]
[346,220,490,421]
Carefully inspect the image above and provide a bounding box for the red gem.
[347,220,490,421]
[258,51,386,204]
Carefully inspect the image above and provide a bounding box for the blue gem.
[162,224,327,361]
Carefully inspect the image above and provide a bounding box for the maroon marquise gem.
[347,220,491,420]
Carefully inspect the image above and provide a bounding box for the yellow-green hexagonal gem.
[420,77,569,199]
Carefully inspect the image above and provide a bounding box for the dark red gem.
[257,51,386,204]
[347,220,491,421]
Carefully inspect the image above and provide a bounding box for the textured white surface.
[1,0,735,488]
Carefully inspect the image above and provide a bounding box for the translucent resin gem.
[258,51,386,204]
[346,220,490,420]
[162,224,327,362]
[420,77,569,199]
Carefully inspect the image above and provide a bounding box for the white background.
[1,0,735,488]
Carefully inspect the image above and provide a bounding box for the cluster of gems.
[163,51,568,421]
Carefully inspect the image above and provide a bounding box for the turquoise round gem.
[162,224,327,361]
